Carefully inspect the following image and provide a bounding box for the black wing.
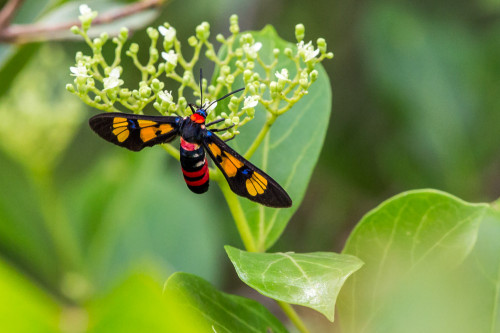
[89,112,181,151]
[203,131,292,208]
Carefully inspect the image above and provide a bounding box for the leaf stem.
[277,301,310,333]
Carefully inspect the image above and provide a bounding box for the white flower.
[162,51,178,66]
[275,68,290,81]
[103,68,122,90]
[78,4,95,22]
[70,62,92,78]
[159,90,173,103]
[158,26,176,43]
[79,4,91,15]
[297,40,320,62]
[242,95,259,110]
[242,42,262,59]
[205,100,217,112]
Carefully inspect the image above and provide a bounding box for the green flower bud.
[246,61,255,70]
[326,52,334,59]
[66,84,75,93]
[151,79,162,92]
[295,23,305,42]
[100,32,109,43]
[120,89,131,98]
[132,89,140,99]
[246,107,255,117]
[129,43,139,53]
[196,22,210,41]
[300,78,309,89]
[251,72,260,81]
[284,48,293,57]
[94,95,101,103]
[230,14,239,34]
[235,48,244,58]
[119,27,129,41]
[150,49,159,62]
[243,69,252,82]
[70,26,80,35]
[147,27,159,40]
[317,38,327,53]
[188,36,198,47]
[112,37,119,44]
[232,116,240,125]
[260,83,266,92]
[216,34,225,43]
[235,60,244,69]
[220,112,228,118]
[205,49,215,60]
[310,70,318,82]
[270,81,277,93]
[93,38,102,47]
[273,48,280,57]
[225,118,233,127]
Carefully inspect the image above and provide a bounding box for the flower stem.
[244,113,276,160]
[215,174,258,252]
[277,301,311,333]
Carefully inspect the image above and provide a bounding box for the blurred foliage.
[1,0,500,331]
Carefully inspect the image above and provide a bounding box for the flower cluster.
[67,5,332,146]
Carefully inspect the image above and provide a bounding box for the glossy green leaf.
[163,272,287,333]
[217,25,332,250]
[69,148,223,291]
[338,189,489,333]
[225,245,363,322]
[0,258,60,333]
[87,273,202,333]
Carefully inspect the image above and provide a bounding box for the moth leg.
[210,124,235,132]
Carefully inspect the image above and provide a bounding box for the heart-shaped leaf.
[163,272,287,333]
[216,25,332,251]
[225,245,363,321]
[338,189,489,332]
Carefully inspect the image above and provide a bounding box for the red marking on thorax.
[180,137,200,151]
[190,113,206,124]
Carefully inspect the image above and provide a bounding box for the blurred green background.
[0,0,499,331]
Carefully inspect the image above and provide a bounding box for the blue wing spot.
[241,168,250,175]
[206,131,212,137]
[128,119,136,129]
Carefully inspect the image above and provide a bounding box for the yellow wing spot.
[113,128,129,142]
[253,172,268,187]
[140,127,157,142]
[137,120,158,128]
[220,153,244,177]
[209,143,222,157]
[245,172,267,196]
[113,117,127,127]
[159,123,173,134]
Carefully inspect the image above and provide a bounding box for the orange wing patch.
[112,117,129,142]
[208,143,222,158]
[139,123,174,143]
[220,153,244,177]
[245,171,268,196]
[137,120,158,128]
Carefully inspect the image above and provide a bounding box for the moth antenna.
[199,68,204,108]
[206,87,245,111]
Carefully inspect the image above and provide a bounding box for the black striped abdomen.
[180,137,209,194]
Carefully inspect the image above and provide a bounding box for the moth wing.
[89,112,180,151]
[203,131,292,208]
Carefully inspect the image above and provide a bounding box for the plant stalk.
[277,301,310,333]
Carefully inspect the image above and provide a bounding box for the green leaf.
[225,245,363,322]
[69,148,224,291]
[338,189,489,333]
[0,258,60,333]
[217,25,332,250]
[163,272,288,333]
[87,273,201,332]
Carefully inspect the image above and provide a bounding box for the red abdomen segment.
[180,138,209,194]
